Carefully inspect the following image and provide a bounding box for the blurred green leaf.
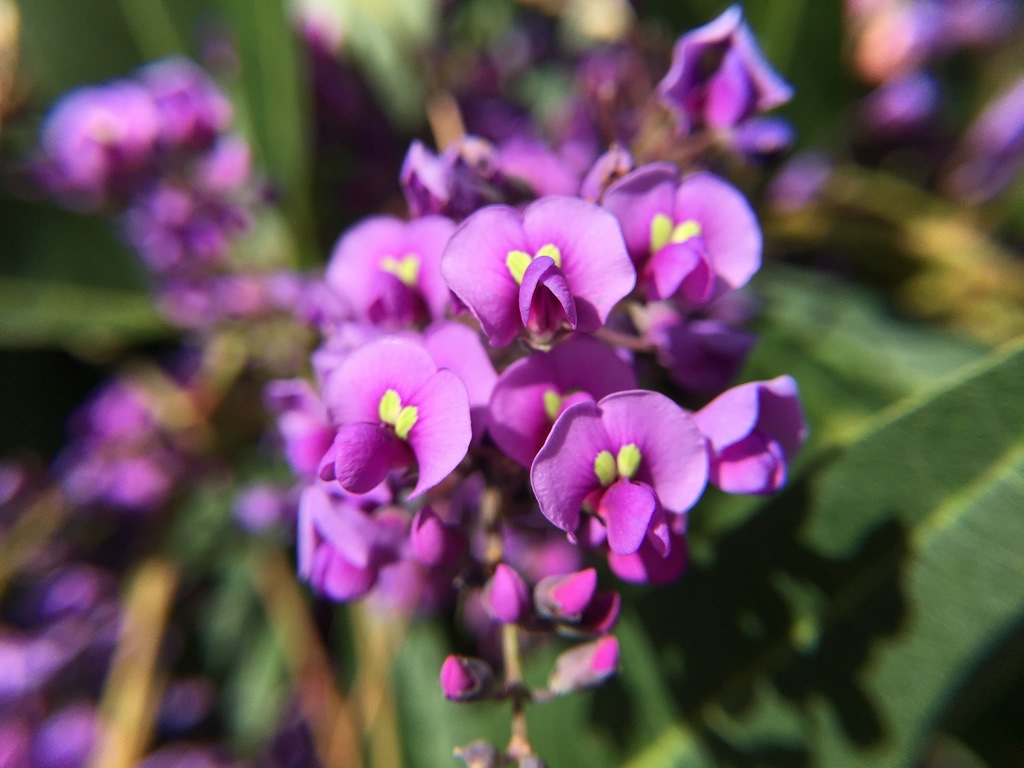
[626,339,1024,767]
[0,276,169,351]
[214,0,315,264]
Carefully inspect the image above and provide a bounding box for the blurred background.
[0,0,1022,766]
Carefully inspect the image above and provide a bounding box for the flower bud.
[578,590,621,635]
[410,506,464,567]
[483,564,530,624]
[453,740,503,768]
[534,569,597,622]
[440,655,495,702]
[547,636,620,695]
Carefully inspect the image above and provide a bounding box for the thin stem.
[502,622,532,760]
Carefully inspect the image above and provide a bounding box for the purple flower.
[693,376,807,494]
[441,196,636,347]
[410,506,465,567]
[488,335,637,468]
[637,304,756,393]
[400,137,508,219]
[603,163,761,305]
[39,81,160,208]
[325,215,456,327]
[531,390,708,556]
[440,655,494,702]
[946,76,1024,203]
[547,636,619,694]
[657,5,792,134]
[859,72,940,137]
[319,337,471,497]
[422,321,497,445]
[139,57,233,151]
[297,483,405,602]
[579,143,633,202]
[265,379,335,478]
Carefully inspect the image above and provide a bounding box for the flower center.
[380,254,421,287]
[543,389,563,421]
[378,388,419,440]
[593,442,642,487]
[506,243,563,285]
[650,214,702,253]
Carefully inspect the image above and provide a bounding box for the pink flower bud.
[440,655,494,702]
[483,564,530,624]
[410,507,464,567]
[534,569,597,621]
[547,636,620,695]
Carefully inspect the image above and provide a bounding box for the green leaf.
[625,340,1024,767]
[0,277,170,352]
[214,0,315,264]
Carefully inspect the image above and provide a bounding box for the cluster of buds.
[34,58,286,327]
[268,6,807,764]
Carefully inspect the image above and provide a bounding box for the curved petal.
[522,196,635,332]
[597,390,708,515]
[488,352,561,468]
[422,321,497,445]
[441,205,527,347]
[519,255,576,333]
[405,369,472,498]
[325,216,407,321]
[531,400,613,534]
[325,337,437,424]
[406,215,458,320]
[645,240,715,303]
[601,163,679,263]
[704,45,756,129]
[332,422,412,494]
[607,530,688,585]
[598,479,657,555]
[674,172,761,292]
[712,432,786,494]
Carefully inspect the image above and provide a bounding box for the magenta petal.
[411,506,464,567]
[324,337,437,424]
[441,205,527,347]
[485,563,531,624]
[713,432,786,494]
[405,369,471,497]
[422,321,497,445]
[405,215,458,320]
[488,354,561,468]
[535,568,598,620]
[597,390,708,515]
[608,531,688,585]
[674,172,761,292]
[332,423,411,494]
[646,240,714,303]
[522,196,635,332]
[601,163,679,263]
[519,255,577,332]
[599,479,657,555]
[310,546,377,602]
[704,46,756,129]
[531,400,613,534]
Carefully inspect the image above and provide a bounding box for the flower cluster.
[35,58,274,326]
[267,6,807,764]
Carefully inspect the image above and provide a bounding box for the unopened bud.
[453,740,503,768]
[440,655,495,702]
[411,506,464,567]
[548,636,620,695]
[534,569,597,622]
[578,590,621,635]
[484,564,531,624]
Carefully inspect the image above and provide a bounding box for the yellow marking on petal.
[506,250,532,285]
[671,219,702,243]
[543,390,563,422]
[394,405,419,440]
[536,243,562,268]
[378,388,402,425]
[616,443,642,480]
[594,450,617,488]
[380,254,421,287]
[650,213,674,252]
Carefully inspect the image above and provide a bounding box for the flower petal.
[405,369,472,497]
[519,255,577,332]
[599,479,658,555]
[531,400,613,534]
[601,163,679,263]
[331,422,411,494]
[597,390,708,514]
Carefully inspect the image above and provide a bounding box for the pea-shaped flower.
[603,163,761,306]
[318,337,471,497]
[441,196,636,347]
[693,376,807,494]
[531,390,708,556]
